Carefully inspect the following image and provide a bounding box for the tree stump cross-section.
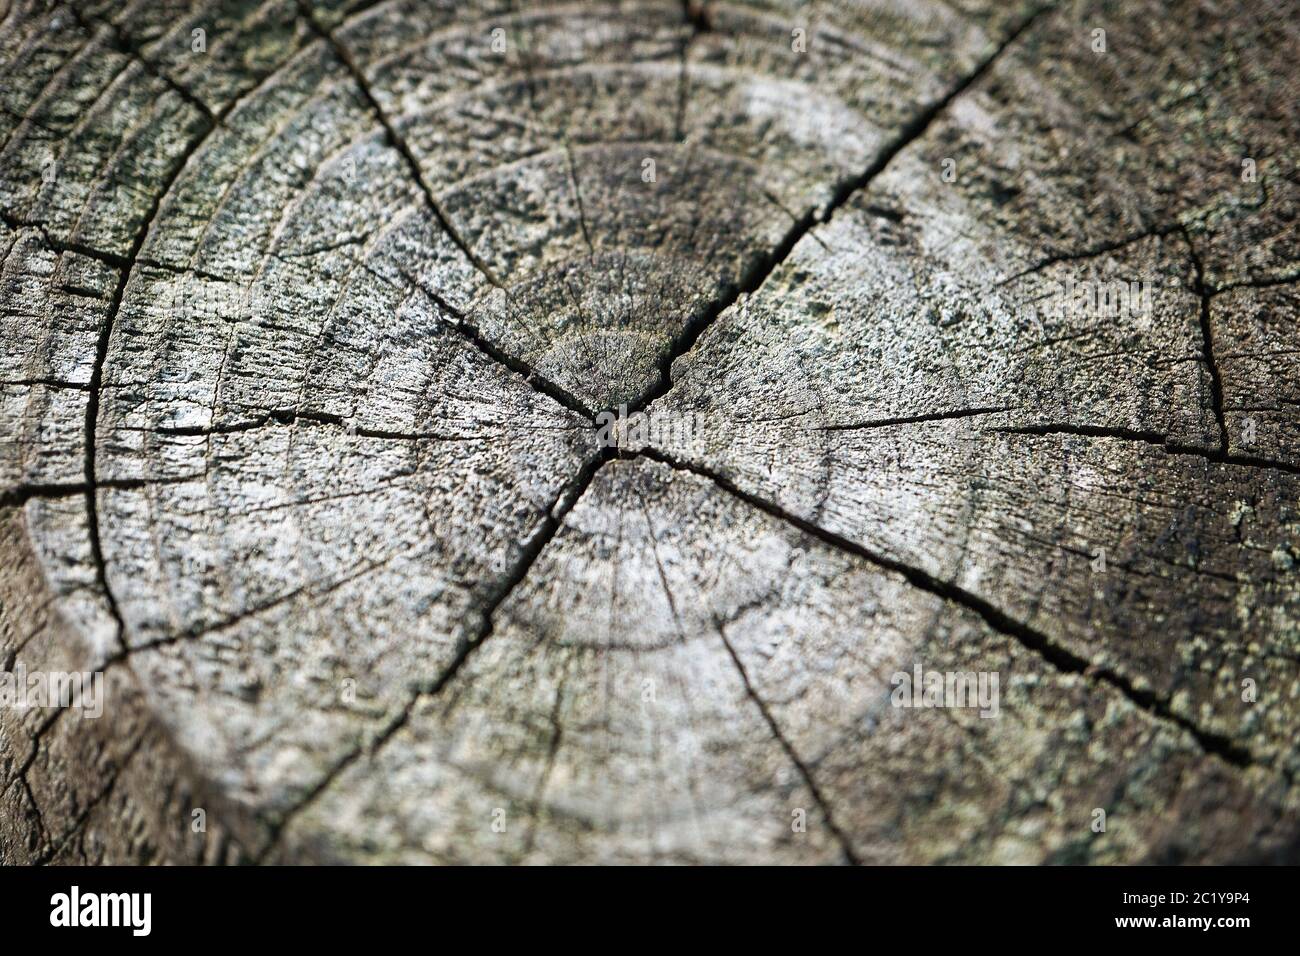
[0,0,1297,863]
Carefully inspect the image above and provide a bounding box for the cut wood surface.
[0,0,1297,864]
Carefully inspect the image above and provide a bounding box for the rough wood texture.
[0,0,1296,864]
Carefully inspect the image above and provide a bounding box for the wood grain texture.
[0,0,1296,864]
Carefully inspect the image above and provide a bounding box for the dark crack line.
[1208,270,1300,296]
[1183,229,1229,454]
[0,211,132,269]
[714,618,861,865]
[553,140,625,385]
[403,447,609,702]
[138,256,237,284]
[249,701,411,863]
[815,405,1014,432]
[295,1,504,289]
[284,217,597,421]
[20,776,51,851]
[3,708,65,800]
[682,0,712,35]
[332,0,393,23]
[674,1,711,141]
[146,406,494,441]
[563,142,594,255]
[399,268,598,420]
[520,660,571,858]
[0,472,204,509]
[169,470,419,520]
[81,100,222,654]
[988,423,1300,476]
[995,223,1181,286]
[21,21,349,659]
[632,446,1264,776]
[34,732,147,865]
[253,446,612,861]
[67,5,216,123]
[274,233,372,259]
[1009,524,1241,586]
[624,4,1051,415]
[3,601,57,671]
[0,101,64,140]
[3,377,90,391]
[104,548,416,665]
[86,273,155,651]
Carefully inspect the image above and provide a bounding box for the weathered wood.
[0,0,1296,864]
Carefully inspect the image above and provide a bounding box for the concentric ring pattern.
[1,0,1297,863]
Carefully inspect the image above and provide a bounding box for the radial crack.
[520,660,572,857]
[105,546,421,663]
[249,700,412,863]
[66,5,216,123]
[34,732,147,865]
[715,618,861,865]
[674,0,710,141]
[297,239,596,421]
[1182,228,1229,454]
[295,1,504,288]
[253,446,613,860]
[0,211,132,269]
[1208,270,1300,295]
[633,446,1265,775]
[625,3,1054,415]
[146,407,495,442]
[0,472,204,509]
[82,113,220,653]
[399,268,598,420]
[990,423,1300,475]
[995,223,1181,286]
[816,406,1014,432]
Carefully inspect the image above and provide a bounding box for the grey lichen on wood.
[0,0,1297,864]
